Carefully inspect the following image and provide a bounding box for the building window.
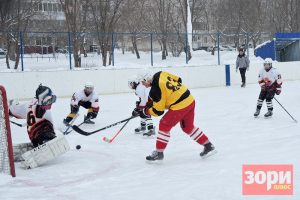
[43,3,48,11]
[58,4,62,12]
[53,4,57,12]
[204,37,208,43]
[38,3,43,11]
[48,3,52,12]
[33,2,38,12]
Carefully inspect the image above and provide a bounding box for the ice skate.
[84,116,95,124]
[146,150,164,162]
[143,129,156,137]
[200,142,217,158]
[135,126,146,134]
[254,109,260,117]
[264,110,273,118]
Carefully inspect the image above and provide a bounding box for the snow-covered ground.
[1,80,299,200]
[0,48,264,71]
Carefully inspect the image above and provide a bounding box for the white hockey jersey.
[71,90,99,108]
[9,99,42,120]
[135,83,150,107]
[9,99,54,136]
[258,67,282,87]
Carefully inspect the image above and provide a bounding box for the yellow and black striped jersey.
[147,71,194,117]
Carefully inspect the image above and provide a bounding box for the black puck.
[76,145,81,150]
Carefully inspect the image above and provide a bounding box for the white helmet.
[128,76,139,90]
[137,70,153,82]
[263,58,273,70]
[264,58,273,65]
[85,82,94,89]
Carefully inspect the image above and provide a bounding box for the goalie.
[9,84,70,169]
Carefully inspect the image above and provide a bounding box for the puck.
[76,145,81,150]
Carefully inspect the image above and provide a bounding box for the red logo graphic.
[242,164,293,195]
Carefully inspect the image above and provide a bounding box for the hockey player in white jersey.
[63,82,99,125]
[254,58,282,118]
[9,84,70,168]
[128,78,155,136]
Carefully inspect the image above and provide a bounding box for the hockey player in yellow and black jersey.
[132,71,216,162]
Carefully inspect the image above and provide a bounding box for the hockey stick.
[10,120,26,127]
[63,114,79,135]
[72,116,137,136]
[274,97,298,123]
[102,118,131,143]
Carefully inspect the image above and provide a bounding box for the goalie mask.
[36,84,56,109]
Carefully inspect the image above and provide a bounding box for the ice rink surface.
[1,81,299,200]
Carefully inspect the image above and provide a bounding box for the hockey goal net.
[0,85,15,177]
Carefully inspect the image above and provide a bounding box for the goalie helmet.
[137,70,153,82]
[36,84,56,107]
[128,77,139,90]
[264,58,273,70]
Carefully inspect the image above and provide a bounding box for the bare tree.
[0,0,37,69]
[90,0,124,66]
[60,0,89,67]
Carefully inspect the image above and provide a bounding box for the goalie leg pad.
[21,135,70,169]
[13,142,34,162]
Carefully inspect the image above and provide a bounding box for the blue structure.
[255,32,300,62]
[255,40,276,60]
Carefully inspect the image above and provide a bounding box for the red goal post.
[0,85,16,177]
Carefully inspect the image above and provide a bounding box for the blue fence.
[0,31,272,71]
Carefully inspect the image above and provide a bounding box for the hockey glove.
[276,88,281,95]
[132,108,141,117]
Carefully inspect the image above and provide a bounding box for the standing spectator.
[236,48,250,87]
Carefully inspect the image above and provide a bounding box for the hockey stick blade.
[72,115,138,136]
[102,137,111,143]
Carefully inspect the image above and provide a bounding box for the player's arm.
[258,70,265,88]
[87,94,100,119]
[275,71,282,95]
[146,83,166,117]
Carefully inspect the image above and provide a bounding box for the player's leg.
[82,101,99,124]
[254,90,267,117]
[143,117,155,136]
[64,104,79,125]
[22,135,70,169]
[146,109,183,161]
[135,118,146,134]
[180,101,216,158]
[264,90,275,117]
[239,68,246,87]
[13,142,34,162]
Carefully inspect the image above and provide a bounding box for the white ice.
[1,81,300,200]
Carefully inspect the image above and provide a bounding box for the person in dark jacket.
[236,48,250,87]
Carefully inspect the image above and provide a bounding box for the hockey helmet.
[137,70,153,83]
[84,82,94,95]
[264,58,272,69]
[36,84,56,107]
[128,77,139,90]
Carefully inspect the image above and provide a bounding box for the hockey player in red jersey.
[132,71,216,161]
[254,58,282,118]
